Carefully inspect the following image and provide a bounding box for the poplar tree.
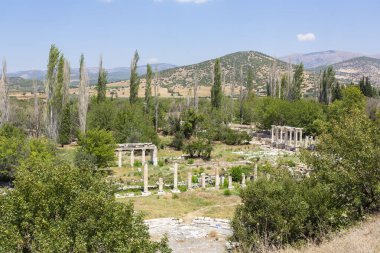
[289,63,304,100]
[78,54,89,133]
[129,50,140,105]
[319,66,335,104]
[96,56,107,103]
[211,59,222,109]
[45,45,60,140]
[144,63,152,112]
[0,60,9,125]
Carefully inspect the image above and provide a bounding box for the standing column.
[142,163,151,196]
[241,173,246,188]
[294,128,298,148]
[141,149,146,165]
[215,168,220,190]
[299,128,303,147]
[130,150,135,167]
[254,164,258,182]
[157,178,165,195]
[228,176,234,189]
[201,173,206,189]
[280,127,283,144]
[172,163,180,193]
[187,172,192,190]
[152,146,158,166]
[221,176,225,188]
[271,125,275,143]
[118,150,122,168]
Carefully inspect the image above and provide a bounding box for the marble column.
[215,168,220,190]
[271,125,275,143]
[130,150,134,167]
[201,173,206,189]
[157,178,165,195]
[299,128,303,146]
[228,175,234,189]
[172,163,180,193]
[118,150,122,168]
[241,173,246,188]
[142,163,151,196]
[152,146,158,166]
[280,127,283,144]
[141,149,146,165]
[187,172,192,190]
[254,164,258,182]
[221,176,225,188]
[294,128,298,148]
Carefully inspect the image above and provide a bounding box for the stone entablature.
[116,143,158,167]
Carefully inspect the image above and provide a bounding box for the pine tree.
[211,59,222,109]
[78,54,89,133]
[360,76,375,97]
[129,50,140,105]
[58,103,71,147]
[144,64,152,112]
[96,56,107,103]
[0,60,9,125]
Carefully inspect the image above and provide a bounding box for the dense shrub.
[229,166,252,182]
[183,137,212,159]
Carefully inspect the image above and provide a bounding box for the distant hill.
[280,50,364,69]
[313,56,380,86]
[154,51,314,95]
[8,63,176,89]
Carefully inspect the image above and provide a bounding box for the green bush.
[223,189,232,196]
[229,166,252,182]
[183,137,212,159]
[232,176,344,252]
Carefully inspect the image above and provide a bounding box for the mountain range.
[6,50,380,92]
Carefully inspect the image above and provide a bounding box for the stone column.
[280,127,283,144]
[299,128,303,146]
[201,173,206,189]
[228,176,234,189]
[172,163,180,193]
[221,176,225,188]
[294,128,298,148]
[118,150,122,168]
[187,172,192,190]
[130,150,134,167]
[141,149,146,165]
[241,173,246,188]
[215,168,220,189]
[142,163,151,196]
[271,125,275,143]
[254,164,258,182]
[157,178,165,195]
[152,146,158,166]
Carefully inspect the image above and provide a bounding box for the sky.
[1,0,380,72]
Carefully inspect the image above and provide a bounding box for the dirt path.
[278,214,380,253]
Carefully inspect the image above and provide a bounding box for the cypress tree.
[96,56,107,103]
[129,50,140,105]
[319,66,336,104]
[211,59,222,109]
[145,64,153,112]
[289,63,304,100]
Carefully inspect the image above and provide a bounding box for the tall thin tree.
[45,45,60,140]
[211,59,222,109]
[78,54,89,133]
[145,64,153,113]
[129,50,140,105]
[96,56,107,103]
[0,60,9,125]
[154,67,159,132]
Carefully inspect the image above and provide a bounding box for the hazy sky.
[1,0,379,71]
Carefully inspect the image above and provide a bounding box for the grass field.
[119,189,241,220]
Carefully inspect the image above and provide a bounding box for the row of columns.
[271,125,303,149]
[143,164,260,196]
[118,147,158,168]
